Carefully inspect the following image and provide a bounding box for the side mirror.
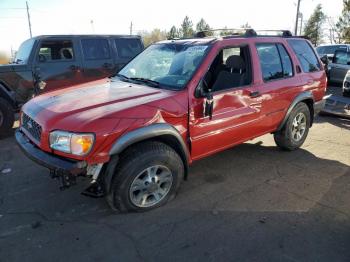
[204,91,213,120]
[320,55,329,65]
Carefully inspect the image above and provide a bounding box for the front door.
[190,45,263,160]
[34,38,83,93]
[330,50,350,83]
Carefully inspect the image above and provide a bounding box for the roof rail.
[194,28,257,38]
[254,30,293,37]
[194,28,294,38]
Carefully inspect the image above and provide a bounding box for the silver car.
[328,49,350,84]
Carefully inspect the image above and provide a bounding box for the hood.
[23,79,187,133]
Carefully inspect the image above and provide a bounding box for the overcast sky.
[0,0,344,55]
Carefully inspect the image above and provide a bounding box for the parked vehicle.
[0,35,143,136]
[16,29,326,212]
[328,49,350,84]
[316,44,350,61]
[343,70,350,97]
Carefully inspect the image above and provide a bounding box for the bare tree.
[326,17,342,44]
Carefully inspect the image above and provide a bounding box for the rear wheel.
[274,102,311,151]
[106,141,184,212]
[0,97,15,137]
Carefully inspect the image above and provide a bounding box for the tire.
[343,90,350,97]
[274,102,311,151]
[0,97,15,137]
[106,141,184,213]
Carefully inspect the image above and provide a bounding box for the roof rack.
[194,28,294,38]
[194,28,257,38]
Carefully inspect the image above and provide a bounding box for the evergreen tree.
[336,0,350,43]
[303,4,325,46]
[196,18,211,32]
[167,26,179,39]
[181,16,194,37]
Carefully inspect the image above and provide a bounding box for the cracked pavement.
[0,112,350,261]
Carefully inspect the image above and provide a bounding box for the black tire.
[106,141,184,213]
[274,102,311,151]
[0,97,15,137]
[343,91,350,97]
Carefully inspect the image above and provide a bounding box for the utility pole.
[130,22,133,35]
[26,1,32,38]
[294,0,301,35]
[299,13,303,35]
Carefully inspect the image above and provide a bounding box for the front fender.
[109,123,189,162]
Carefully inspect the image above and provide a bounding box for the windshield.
[14,38,35,64]
[317,45,347,55]
[118,43,210,89]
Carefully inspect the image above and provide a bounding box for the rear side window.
[256,43,293,81]
[81,38,110,60]
[115,38,142,59]
[287,39,321,73]
[38,40,74,62]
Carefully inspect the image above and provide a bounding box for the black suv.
[0,34,143,136]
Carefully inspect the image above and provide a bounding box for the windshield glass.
[14,38,35,64]
[118,43,210,89]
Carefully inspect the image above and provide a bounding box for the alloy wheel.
[291,112,306,142]
[129,165,173,208]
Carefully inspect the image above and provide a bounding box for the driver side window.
[203,45,252,92]
[334,51,350,65]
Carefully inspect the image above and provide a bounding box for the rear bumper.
[314,99,325,115]
[15,129,84,173]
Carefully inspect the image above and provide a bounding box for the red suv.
[16,29,326,212]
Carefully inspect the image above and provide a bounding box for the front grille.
[22,113,42,142]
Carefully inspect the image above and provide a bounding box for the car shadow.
[315,115,350,130]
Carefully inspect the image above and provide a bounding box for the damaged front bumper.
[15,129,85,173]
[15,129,105,196]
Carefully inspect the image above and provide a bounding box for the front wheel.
[274,102,311,151]
[0,97,15,137]
[106,141,184,212]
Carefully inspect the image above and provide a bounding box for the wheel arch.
[104,123,190,193]
[277,91,315,131]
[0,82,16,108]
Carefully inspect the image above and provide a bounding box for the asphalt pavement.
[0,87,349,262]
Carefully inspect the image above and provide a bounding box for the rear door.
[254,41,300,130]
[287,39,326,102]
[113,37,143,71]
[329,50,350,83]
[33,37,83,93]
[80,37,116,81]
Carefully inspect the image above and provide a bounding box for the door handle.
[249,91,261,98]
[103,63,113,68]
[69,65,79,71]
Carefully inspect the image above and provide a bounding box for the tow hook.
[81,163,105,198]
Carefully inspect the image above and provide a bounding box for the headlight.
[49,131,94,156]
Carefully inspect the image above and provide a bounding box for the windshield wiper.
[129,77,160,88]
